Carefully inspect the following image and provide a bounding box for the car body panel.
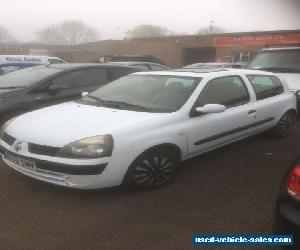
[5,102,167,147]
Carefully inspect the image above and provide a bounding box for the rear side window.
[197,76,250,108]
[247,75,284,100]
[52,68,108,88]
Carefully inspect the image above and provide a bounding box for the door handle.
[248,110,256,115]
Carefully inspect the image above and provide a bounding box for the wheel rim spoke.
[279,114,294,133]
[133,155,175,187]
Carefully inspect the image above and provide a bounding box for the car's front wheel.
[272,111,296,137]
[125,150,178,190]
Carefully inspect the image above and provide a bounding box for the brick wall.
[1,29,299,67]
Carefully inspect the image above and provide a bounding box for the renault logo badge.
[15,142,22,152]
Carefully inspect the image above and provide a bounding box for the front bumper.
[0,145,112,189]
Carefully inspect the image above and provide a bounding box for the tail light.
[287,165,300,199]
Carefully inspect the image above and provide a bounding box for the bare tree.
[196,22,225,35]
[125,24,172,38]
[37,20,99,45]
[0,26,17,43]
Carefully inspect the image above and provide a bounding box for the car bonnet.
[4,101,165,147]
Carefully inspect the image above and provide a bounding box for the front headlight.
[0,117,16,139]
[57,135,114,159]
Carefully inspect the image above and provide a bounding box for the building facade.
[1,29,299,68]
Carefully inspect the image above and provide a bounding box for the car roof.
[186,62,234,66]
[134,68,275,78]
[109,61,167,66]
[261,47,300,51]
[41,63,143,70]
[183,62,245,68]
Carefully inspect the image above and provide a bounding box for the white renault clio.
[0,69,297,189]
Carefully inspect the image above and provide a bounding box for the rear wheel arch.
[272,109,296,137]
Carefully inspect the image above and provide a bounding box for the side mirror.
[195,104,226,114]
[81,92,89,97]
[48,85,67,95]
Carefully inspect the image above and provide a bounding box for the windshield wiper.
[86,95,106,103]
[252,67,300,72]
[86,95,150,111]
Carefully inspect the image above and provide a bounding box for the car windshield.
[88,74,200,112]
[0,65,62,88]
[248,49,300,72]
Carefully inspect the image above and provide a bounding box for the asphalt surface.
[1,121,300,250]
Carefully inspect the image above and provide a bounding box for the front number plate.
[4,153,37,172]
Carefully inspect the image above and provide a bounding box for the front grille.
[2,133,16,146]
[28,143,60,157]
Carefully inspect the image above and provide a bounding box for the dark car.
[0,63,142,124]
[108,61,169,71]
[274,156,300,249]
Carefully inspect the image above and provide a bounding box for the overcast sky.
[1,0,300,42]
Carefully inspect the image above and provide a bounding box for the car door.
[32,67,110,108]
[186,75,257,157]
[244,74,286,130]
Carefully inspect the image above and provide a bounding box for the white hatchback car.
[0,69,297,190]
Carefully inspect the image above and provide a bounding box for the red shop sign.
[214,34,300,46]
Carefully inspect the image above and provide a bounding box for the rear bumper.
[296,96,300,112]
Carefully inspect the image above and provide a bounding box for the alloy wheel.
[132,155,175,188]
[278,113,294,135]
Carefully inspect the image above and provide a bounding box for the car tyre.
[272,111,296,137]
[124,149,178,190]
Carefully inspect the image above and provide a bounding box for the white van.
[0,55,67,65]
[0,55,67,75]
[248,47,300,108]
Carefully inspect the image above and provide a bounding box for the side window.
[149,64,168,71]
[197,76,250,108]
[108,68,133,80]
[52,68,108,88]
[247,75,284,100]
